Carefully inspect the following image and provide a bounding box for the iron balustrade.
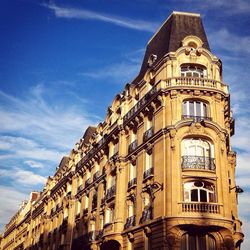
[128,178,137,189]
[124,215,136,229]
[139,205,153,224]
[124,87,157,122]
[105,185,116,200]
[83,208,88,215]
[93,171,101,181]
[182,115,212,122]
[128,140,138,154]
[182,202,220,213]
[143,127,154,142]
[85,178,91,188]
[181,155,216,171]
[110,152,119,162]
[143,167,154,180]
[77,184,84,193]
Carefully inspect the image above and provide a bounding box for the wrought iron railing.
[83,208,88,215]
[128,177,137,189]
[124,87,157,122]
[105,185,116,200]
[143,127,154,142]
[143,167,154,180]
[128,140,138,154]
[139,205,153,224]
[110,152,119,162]
[85,178,91,188]
[182,115,212,122]
[181,155,216,171]
[77,184,84,193]
[124,215,136,229]
[93,171,101,181]
[182,202,220,213]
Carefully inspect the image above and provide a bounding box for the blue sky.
[0,0,250,248]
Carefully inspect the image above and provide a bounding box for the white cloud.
[0,85,94,150]
[44,3,158,32]
[0,135,65,162]
[0,168,46,186]
[24,160,44,169]
[0,186,28,231]
[209,28,250,55]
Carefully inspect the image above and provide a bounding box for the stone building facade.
[0,11,244,250]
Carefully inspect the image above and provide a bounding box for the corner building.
[0,11,244,250]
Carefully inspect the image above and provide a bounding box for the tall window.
[182,100,208,118]
[184,181,216,203]
[145,152,152,171]
[182,138,212,158]
[181,233,216,250]
[129,163,136,181]
[181,64,207,78]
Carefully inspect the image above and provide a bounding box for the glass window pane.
[189,102,194,116]
[196,102,201,116]
[181,234,188,250]
[203,103,207,117]
[191,190,198,201]
[198,235,206,250]
[200,190,207,202]
[183,102,188,116]
[189,235,196,250]
[208,235,216,250]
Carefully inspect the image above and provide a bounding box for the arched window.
[181,138,215,171]
[181,233,216,250]
[184,181,216,203]
[181,64,207,78]
[182,100,209,120]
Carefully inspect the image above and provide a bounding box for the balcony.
[139,205,153,224]
[128,178,137,189]
[110,152,119,162]
[165,77,228,93]
[124,215,136,229]
[77,184,84,193]
[85,178,91,188]
[75,213,80,220]
[93,171,101,181]
[143,167,154,180]
[83,208,88,215]
[128,140,138,154]
[124,87,157,123]
[182,156,215,171]
[105,185,116,200]
[143,127,154,142]
[182,202,220,213]
[182,114,212,122]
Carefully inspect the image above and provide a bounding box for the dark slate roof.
[132,11,210,84]
[82,126,96,144]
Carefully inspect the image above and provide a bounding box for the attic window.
[188,41,197,49]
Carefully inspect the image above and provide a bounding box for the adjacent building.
[0,11,244,250]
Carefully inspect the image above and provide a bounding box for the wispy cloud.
[43,3,158,32]
[0,186,28,230]
[0,168,46,186]
[24,160,44,169]
[209,28,250,55]
[178,0,250,15]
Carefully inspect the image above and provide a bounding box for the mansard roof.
[82,126,97,144]
[133,11,210,84]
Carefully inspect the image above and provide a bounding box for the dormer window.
[181,64,207,78]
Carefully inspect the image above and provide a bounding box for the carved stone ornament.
[189,122,205,134]
[128,232,134,242]
[130,154,137,165]
[144,226,152,237]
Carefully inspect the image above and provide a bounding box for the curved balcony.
[182,114,212,122]
[165,77,228,93]
[181,202,221,214]
[182,156,215,171]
